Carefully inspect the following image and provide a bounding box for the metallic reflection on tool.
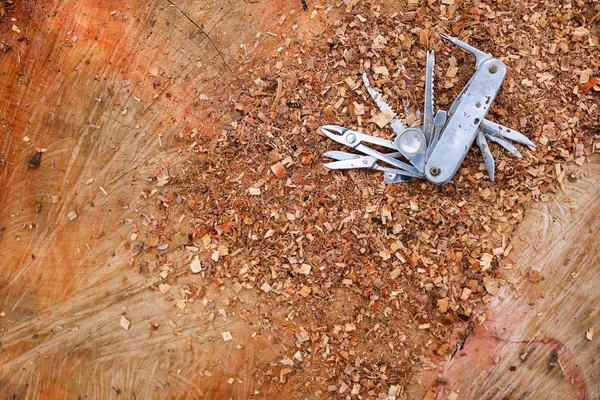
[320,34,536,185]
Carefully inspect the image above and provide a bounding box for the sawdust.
[1,0,598,398]
[127,1,598,397]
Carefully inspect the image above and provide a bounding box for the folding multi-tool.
[320,33,535,185]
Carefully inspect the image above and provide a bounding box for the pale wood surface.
[0,1,297,398]
[425,157,600,399]
[1,1,598,399]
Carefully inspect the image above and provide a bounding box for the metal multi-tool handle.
[320,33,535,185]
[425,58,506,184]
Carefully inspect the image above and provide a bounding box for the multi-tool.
[320,33,535,185]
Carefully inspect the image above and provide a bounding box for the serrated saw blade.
[423,50,435,144]
[362,72,406,136]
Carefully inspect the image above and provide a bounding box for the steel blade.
[486,135,523,158]
[356,144,423,178]
[475,130,495,181]
[323,151,361,161]
[423,50,435,144]
[479,119,535,148]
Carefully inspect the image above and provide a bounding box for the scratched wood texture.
[0,1,298,398]
[1,1,599,399]
[424,156,600,400]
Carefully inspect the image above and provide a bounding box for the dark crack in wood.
[166,0,232,74]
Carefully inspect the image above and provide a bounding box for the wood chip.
[67,211,78,221]
[221,331,233,342]
[437,298,449,313]
[159,283,171,294]
[27,152,42,168]
[260,282,272,293]
[483,277,499,295]
[480,253,493,271]
[299,286,311,297]
[372,65,389,76]
[264,229,275,238]
[190,256,202,273]
[270,162,286,178]
[370,109,395,128]
[446,66,458,78]
[572,27,590,42]
[280,358,294,366]
[120,316,130,330]
[271,78,283,109]
[436,343,449,356]
[528,268,543,283]
[460,287,472,300]
[280,367,293,383]
[299,264,311,275]
[339,382,349,394]
[345,76,357,89]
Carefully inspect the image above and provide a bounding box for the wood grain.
[425,157,600,399]
[2,1,598,399]
[0,1,297,398]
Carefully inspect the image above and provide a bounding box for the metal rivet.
[430,167,441,176]
[363,159,368,164]
[347,134,356,144]
[489,65,498,74]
